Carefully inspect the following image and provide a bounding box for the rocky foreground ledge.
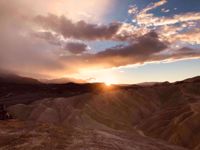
[0,119,187,150]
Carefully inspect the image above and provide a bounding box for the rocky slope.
[137,78,200,150]
[0,120,186,150]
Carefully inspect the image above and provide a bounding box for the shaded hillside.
[137,77,200,150]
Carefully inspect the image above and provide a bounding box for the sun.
[105,81,112,86]
[103,77,116,86]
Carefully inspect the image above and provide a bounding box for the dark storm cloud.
[35,14,122,41]
[64,42,88,54]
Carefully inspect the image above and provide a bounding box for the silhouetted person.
[0,104,12,120]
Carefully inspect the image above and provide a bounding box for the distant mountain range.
[0,71,41,84]
[41,77,86,84]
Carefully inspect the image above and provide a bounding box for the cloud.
[137,12,200,27]
[32,31,90,54]
[131,0,200,27]
[161,8,170,13]
[153,23,200,44]
[128,5,138,15]
[64,42,89,54]
[96,32,166,59]
[35,14,122,41]
[32,31,62,46]
[152,47,200,63]
[169,28,200,44]
[90,32,167,67]
[141,0,167,13]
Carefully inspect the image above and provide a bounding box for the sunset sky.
[0,0,200,84]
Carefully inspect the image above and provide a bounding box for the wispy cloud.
[141,0,167,13]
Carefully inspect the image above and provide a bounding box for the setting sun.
[105,82,112,86]
[101,75,117,86]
